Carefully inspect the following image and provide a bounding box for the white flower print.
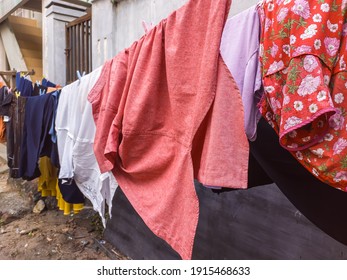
[343,23,347,36]
[283,94,290,105]
[282,67,289,74]
[300,24,318,40]
[324,133,334,141]
[265,86,275,93]
[309,103,318,113]
[290,35,297,45]
[284,116,303,130]
[327,20,338,33]
[312,148,324,158]
[334,171,347,182]
[284,0,292,4]
[268,60,285,74]
[283,44,291,55]
[324,75,330,85]
[343,0,347,11]
[303,55,318,72]
[329,110,345,130]
[292,0,311,19]
[333,138,347,155]
[265,111,273,121]
[297,75,320,96]
[259,44,264,56]
[313,14,322,22]
[293,45,312,56]
[289,130,298,138]
[324,37,340,56]
[270,42,279,58]
[314,39,322,50]
[294,100,304,111]
[302,136,311,142]
[296,151,303,160]
[317,90,327,101]
[312,168,319,176]
[268,3,275,11]
[277,8,289,21]
[340,55,346,70]
[321,3,330,12]
[334,93,344,104]
[265,18,272,32]
[270,97,282,112]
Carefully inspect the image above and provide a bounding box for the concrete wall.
[0,36,7,84]
[92,0,258,69]
[42,0,87,85]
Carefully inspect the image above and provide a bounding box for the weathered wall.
[92,0,259,69]
[0,36,7,84]
[42,0,87,86]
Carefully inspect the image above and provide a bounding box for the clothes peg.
[142,20,154,34]
[76,70,86,84]
[77,70,82,81]
[39,88,46,96]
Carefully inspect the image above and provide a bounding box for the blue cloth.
[42,78,56,88]
[16,72,34,97]
[19,92,58,180]
[58,178,85,204]
[49,90,61,143]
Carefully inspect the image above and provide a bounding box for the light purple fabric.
[220,5,263,142]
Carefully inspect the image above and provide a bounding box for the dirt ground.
[0,160,128,260]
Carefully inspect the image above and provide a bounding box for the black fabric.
[58,178,85,204]
[0,86,13,116]
[250,117,347,246]
[33,83,48,97]
[7,96,27,178]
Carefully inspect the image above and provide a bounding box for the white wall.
[92,0,259,69]
[42,0,87,85]
[0,36,7,84]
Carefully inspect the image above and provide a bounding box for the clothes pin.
[142,20,154,34]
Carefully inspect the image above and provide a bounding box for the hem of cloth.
[279,107,338,151]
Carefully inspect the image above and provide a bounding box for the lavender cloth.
[220,5,263,142]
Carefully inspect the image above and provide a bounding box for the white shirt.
[55,67,118,226]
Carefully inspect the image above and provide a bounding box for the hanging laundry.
[220,4,263,142]
[88,0,248,260]
[6,95,27,178]
[19,92,58,180]
[16,72,34,97]
[55,66,118,227]
[258,0,347,191]
[0,86,12,142]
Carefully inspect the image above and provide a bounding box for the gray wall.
[92,0,259,69]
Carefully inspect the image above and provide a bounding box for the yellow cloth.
[38,157,84,215]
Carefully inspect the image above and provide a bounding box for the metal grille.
[65,10,92,84]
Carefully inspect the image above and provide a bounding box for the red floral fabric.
[259,0,347,191]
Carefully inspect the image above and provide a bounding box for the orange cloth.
[0,117,5,142]
[89,0,248,259]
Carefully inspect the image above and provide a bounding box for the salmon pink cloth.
[88,0,249,260]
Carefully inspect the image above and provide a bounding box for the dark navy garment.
[16,73,34,97]
[19,92,59,180]
[58,178,85,204]
[42,78,56,88]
